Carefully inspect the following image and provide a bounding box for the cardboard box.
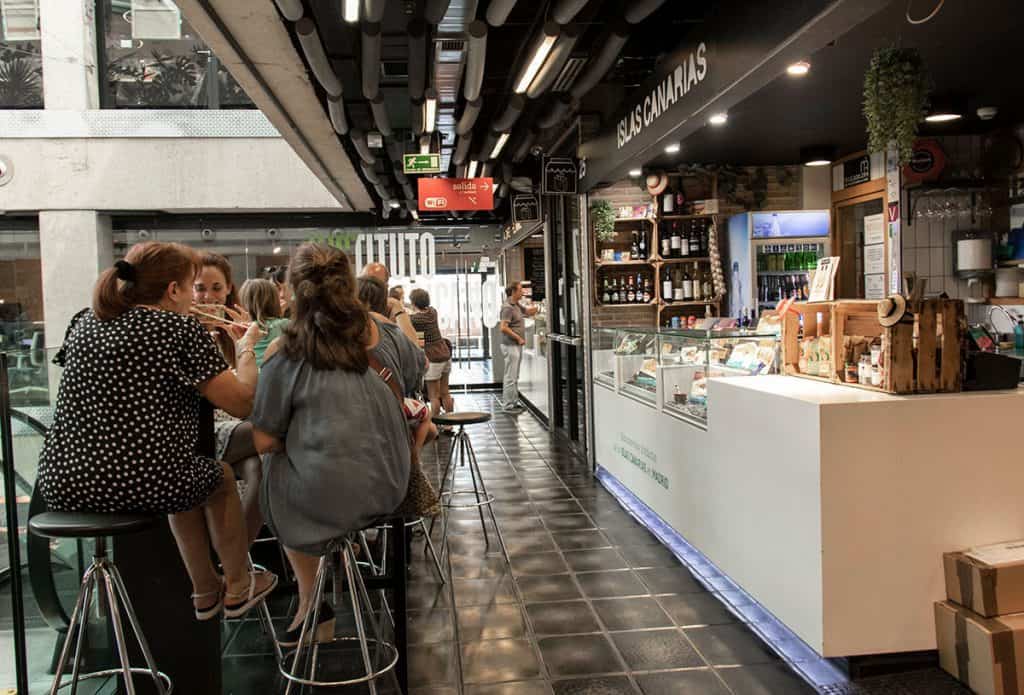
[945,541,1024,617]
[935,601,1024,695]
[690,199,720,215]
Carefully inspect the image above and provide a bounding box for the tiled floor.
[2,391,972,694]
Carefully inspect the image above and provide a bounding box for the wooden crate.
[781,299,965,394]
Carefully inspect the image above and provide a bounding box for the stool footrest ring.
[279,637,398,687]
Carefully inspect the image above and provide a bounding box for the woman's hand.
[237,321,266,352]
[222,306,251,340]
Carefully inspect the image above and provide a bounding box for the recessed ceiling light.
[786,61,811,76]
[664,143,680,154]
[926,96,964,124]
[343,0,359,23]
[273,246,282,254]
[628,169,642,177]
[709,112,728,126]
[389,200,402,209]
[800,145,836,167]
[805,159,831,167]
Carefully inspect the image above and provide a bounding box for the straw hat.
[877,295,908,327]
[645,173,668,196]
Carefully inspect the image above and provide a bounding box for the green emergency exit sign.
[403,153,441,174]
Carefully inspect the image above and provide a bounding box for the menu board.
[524,247,546,301]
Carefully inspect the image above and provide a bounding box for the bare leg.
[167,507,220,611]
[284,547,321,632]
[440,370,455,413]
[233,457,263,546]
[426,379,442,418]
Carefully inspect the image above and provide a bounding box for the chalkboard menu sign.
[523,247,546,301]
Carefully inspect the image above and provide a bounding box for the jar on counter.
[858,355,872,385]
[871,364,883,387]
[844,362,858,383]
[870,343,882,367]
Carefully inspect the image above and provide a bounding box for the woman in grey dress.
[250,243,425,643]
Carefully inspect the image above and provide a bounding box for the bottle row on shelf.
[599,219,713,263]
[662,262,714,303]
[601,272,653,305]
[760,274,810,304]
[757,243,824,272]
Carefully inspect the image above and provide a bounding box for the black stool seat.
[433,411,491,426]
[29,512,157,539]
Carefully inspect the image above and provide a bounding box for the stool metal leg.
[284,552,330,695]
[343,543,378,695]
[67,574,93,695]
[459,428,491,548]
[108,564,169,695]
[416,518,446,584]
[50,564,96,695]
[103,568,137,695]
[466,435,511,565]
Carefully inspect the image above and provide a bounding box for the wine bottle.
[662,182,675,215]
[662,270,672,302]
[702,267,713,299]
[671,222,682,258]
[672,268,683,301]
[689,220,702,256]
[627,275,636,303]
[702,220,711,256]
[643,277,652,303]
[638,229,647,259]
[611,277,620,304]
[602,278,611,304]
[630,231,640,260]
[660,223,671,258]
[682,264,694,301]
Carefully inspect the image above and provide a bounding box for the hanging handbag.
[367,352,442,518]
[424,339,451,363]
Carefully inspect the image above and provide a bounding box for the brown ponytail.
[93,242,200,320]
[281,243,371,371]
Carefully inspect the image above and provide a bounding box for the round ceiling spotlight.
[664,142,680,154]
[925,96,964,123]
[709,112,728,126]
[925,112,962,123]
[388,200,402,209]
[786,61,811,77]
[628,168,642,177]
[800,145,836,167]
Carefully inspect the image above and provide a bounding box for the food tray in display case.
[591,326,779,427]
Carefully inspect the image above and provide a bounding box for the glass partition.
[0,0,43,108]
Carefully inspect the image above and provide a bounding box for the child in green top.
[239,279,288,367]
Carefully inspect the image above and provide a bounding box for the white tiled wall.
[900,197,975,298]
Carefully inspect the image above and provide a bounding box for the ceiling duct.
[407,20,427,99]
[327,95,349,135]
[363,0,388,23]
[491,94,525,132]
[402,181,416,199]
[350,129,376,165]
[481,161,494,178]
[497,182,510,198]
[624,0,668,24]
[485,0,517,27]
[480,133,499,161]
[551,0,588,25]
[463,20,487,101]
[273,0,303,22]
[374,182,392,199]
[385,137,404,164]
[501,161,514,183]
[453,136,472,165]
[370,95,393,136]
[456,97,482,135]
[411,98,425,135]
[538,93,573,129]
[393,168,408,185]
[510,176,532,193]
[295,18,342,97]
[424,0,452,24]
[361,22,382,99]
[360,160,381,184]
[570,21,629,100]
[511,129,536,163]
[526,23,580,98]
[551,56,586,92]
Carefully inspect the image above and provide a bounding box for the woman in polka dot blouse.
[38,241,277,621]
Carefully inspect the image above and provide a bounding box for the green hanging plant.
[591,199,617,243]
[863,46,931,166]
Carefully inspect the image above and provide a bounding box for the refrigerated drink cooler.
[726,210,831,319]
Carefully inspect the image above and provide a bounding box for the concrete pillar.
[39,0,100,110]
[39,211,112,347]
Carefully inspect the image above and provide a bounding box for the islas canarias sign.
[616,42,708,150]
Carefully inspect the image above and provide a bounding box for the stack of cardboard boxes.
[936,541,1024,695]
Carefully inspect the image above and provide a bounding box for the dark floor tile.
[551,676,636,695]
[462,638,542,684]
[407,608,455,644]
[533,500,585,516]
[449,554,513,580]
[604,526,661,546]
[551,530,613,550]
[528,487,574,501]
[458,603,527,641]
[716,663,816,694]
[636,567,705,595]
[518,574,583,602]
[592,597,673,631]
[575,570,648,598]
[222,654,285,694]
[408,641,458,686]
[505,532,558,556]
[611,628,704,671]
[657,592,737,627]
[617,543,681,569]
[454,576,517,607]
[223,616,285,656]
[635,668,729,695]
[544,514,597,532]
[410,688,458,695]
[466,682,554,695]
[406,580,450,610]
[563,548,629,573]
[526,600,601,635]
[512,551,570,576]
[538,634,622,677]
[685,624,779,666]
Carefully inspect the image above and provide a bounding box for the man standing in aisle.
[499,281,538,413]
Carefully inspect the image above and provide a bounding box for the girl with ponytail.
[249,243,426,644]
[40,241,277,622]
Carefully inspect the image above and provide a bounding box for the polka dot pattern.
[38,307,229,514]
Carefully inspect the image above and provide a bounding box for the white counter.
[593,375,1024,657]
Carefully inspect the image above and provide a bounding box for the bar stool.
[431,411,510,565]
[28,512,171,695]
[280,535,398,695]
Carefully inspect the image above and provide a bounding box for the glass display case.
[591,326,779,426]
